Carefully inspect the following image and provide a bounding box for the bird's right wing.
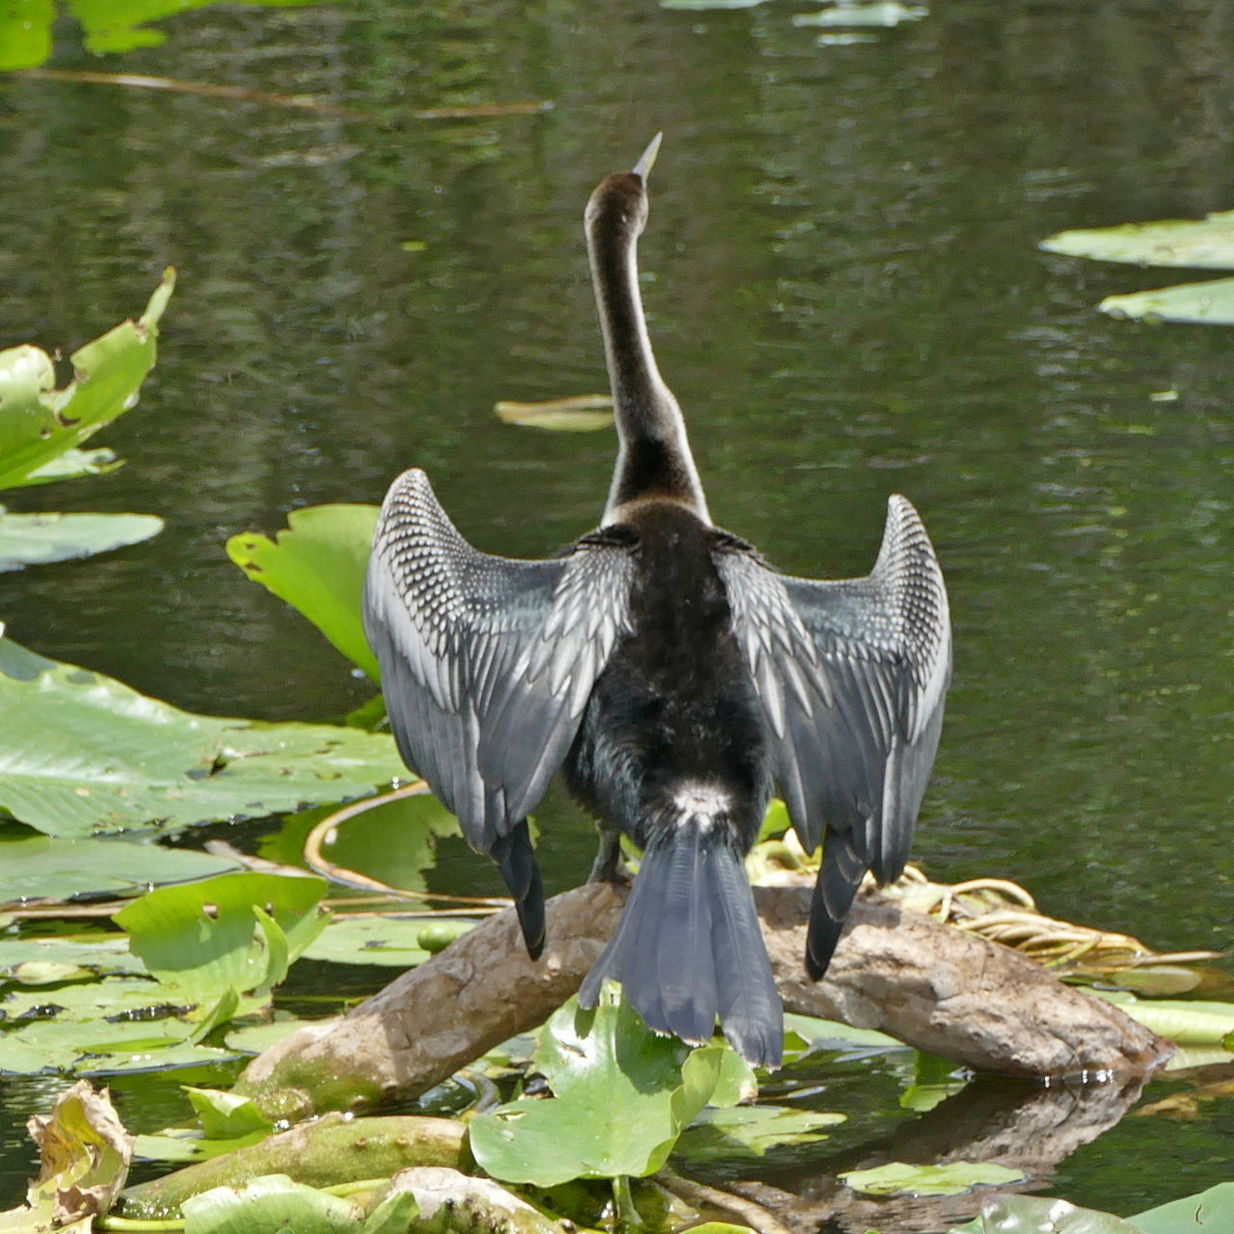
[363,468,636,855]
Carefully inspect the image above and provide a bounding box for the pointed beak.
[632,133,663,181]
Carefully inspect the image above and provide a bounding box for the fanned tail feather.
[580,821,782,1067]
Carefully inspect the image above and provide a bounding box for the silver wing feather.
[363,468,636,855]
[717,494,950,966]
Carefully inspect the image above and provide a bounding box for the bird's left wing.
[716,496,950,972]
[364,468,636,855]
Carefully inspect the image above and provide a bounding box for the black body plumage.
[363,137,951,1068]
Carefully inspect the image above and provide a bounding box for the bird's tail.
[578,818,782,1067]
[491,820,545,959]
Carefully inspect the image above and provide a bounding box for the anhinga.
[363,136,951,1068]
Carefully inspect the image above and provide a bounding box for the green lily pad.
[1091,991,1234,1045]
[0,510,162,572]
[184,1088,274,1140]
[954,1194,1144,1233]
[675,1105,844,1164]
[494,395,614,432]
[225,1017,319,1056]
[1098,277,1234,326]
[0,933,145,980]
[469,988,737,1186]
[0,827,239,903]
[0,272,173,492]
[782,1012,902,1051]
[0,632,406,837]
[226,504,380,680]
[181,1173,363,1234]
[842,1160,1026,1198]
[303,915,477,967]
[115,872,329,1004]
[1040,211,1234,268]
[1132,1182,1234,1232]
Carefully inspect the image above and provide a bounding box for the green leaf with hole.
[227,504,380,679]
[0,272,173,491]
[843,1160,1026,1198]
[0,826,239,902]
[469,987,736,1186]
[1041,211,1234,268]
[114,872,329,1005]
[0,509,162,572]
[0,632,406,837]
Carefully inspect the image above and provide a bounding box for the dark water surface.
[1,0,1232,1225]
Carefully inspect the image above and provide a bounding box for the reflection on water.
[1,0,1232,1221]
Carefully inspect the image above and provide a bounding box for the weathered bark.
[238,879,1171,1120]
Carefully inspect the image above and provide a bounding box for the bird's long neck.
[588,204,710,525]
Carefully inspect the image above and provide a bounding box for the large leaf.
[469,988,735,1186]
[0,510,163,571]
[1040,211,1234,268]
[0,826,239,902]
[114,872,329,1003]
[1131,1183,1234,1232]
[181,1174,363,1234]
[0,632,406,837]
[0,272,173,491]
[227,504,380,679]
[1099,277,1234,326]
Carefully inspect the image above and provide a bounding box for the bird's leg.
[589,826,632,885]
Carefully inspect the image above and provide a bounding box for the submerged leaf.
[0,633,406,837]
[0,511,161,571]
[226,504,380,679]
[675,1105,843,1163]
[842,1160,1025,1198]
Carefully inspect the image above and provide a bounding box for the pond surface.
[1,0,1232,1227]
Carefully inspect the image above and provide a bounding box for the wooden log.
[238,879,1171,1120]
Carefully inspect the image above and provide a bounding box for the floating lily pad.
[1098,277,1234,326]
[494,395,614,432]
[302,915,476,967]
[181,1173,364,1234]
[676,1105,843,1164]
[0,827,239,903]
[226,504,380,680]
[782,1012,902,1050]
[1040,211,1234,268]
[0,633,406,838]
[956,1194,1143,1232]
[842,1159,1025,1198]
[1132,1182,1234,1232]
[1090,991,1234,1045]
[0,510,163,572]
[0,272,173,491]
[0,934,145,980]
[792,2,928,27]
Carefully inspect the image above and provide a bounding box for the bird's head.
[585,133,662,240]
